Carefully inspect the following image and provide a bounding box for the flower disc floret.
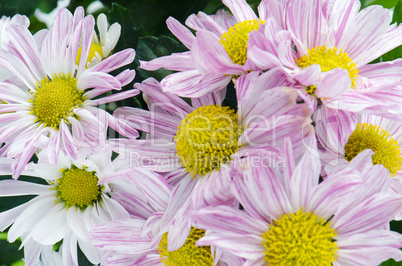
[220,19,265,65]
[76,43,104,66]
[56,166,102,209]
[30,74,85,129]
[158,227,213,265]
[261,209,338,265]
[296,46,359,89]
[344,123,402,176]
[174,105,241,177]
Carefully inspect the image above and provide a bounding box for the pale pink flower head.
[0,7,138,178]
[139,0,288,98]
[248,0,402,116]
[91,169,243,265]
[193,138,402,265]
[111,71,313,211]
[314,105,402,219]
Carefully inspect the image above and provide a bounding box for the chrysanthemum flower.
[248,0,402,115]
[110,71,312,210]
[91,172,244,265]
[0,7,138,178]
[139,0,283,97]
[314,105,402,219]
[192,138,402,265]
[76,13,122,68]
[0,147,156,265]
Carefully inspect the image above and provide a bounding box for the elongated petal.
[91,218,150,254]
[160,70,231,98]
[338,5,391,66]
[0,180,50,196]
[8,196,55,242]
[286,0,329,54]
[30,205,70,245]
[167,17,195,49]
[90,49,135,74]
[222,0,258,22]
[140,52,195,72]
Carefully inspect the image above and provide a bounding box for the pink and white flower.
[248,0,402,116]
[314,105,402,219]
[0,147,159,265]
[110,71,313,212]
[192,138,402,265]
[0,7,138,178]
[140,0,285,98]
[91,170,243,265]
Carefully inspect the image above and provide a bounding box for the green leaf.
[0,237,23,266]
[392,0,402,25]
[381,258,402,266]
[28,14,47,34]
[0,0,57,17]
[136,35,187,81]
[108,3,145,53]
[363,0,400,8]
[100,0,209,35]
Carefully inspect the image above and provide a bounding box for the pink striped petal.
[76,15,95,77]
[167,17,195,49]
[90,49,135,74]
[185,12,225,36]
[161,70,231,98]
[77,71,121,91]
[91,218,149,253]
[140,52,195,72]
[6,24,44,81]
[222,0,258,22]
[338,5,391,65]
[88,89,139,106]
[286,0,330,54]
[136,77,193,115]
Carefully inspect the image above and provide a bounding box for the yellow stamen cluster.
[29,74,85,130]
[56,166,101,209]
[76,43,104,67]
[174,105,241,177]
[261,209,338,265]
[345,123,402,176]
[220,19,265,65]
[158,227,213,266]
[296,46,359,92]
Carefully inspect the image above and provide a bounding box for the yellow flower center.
[344,123,402,176]
[296,46,359,93]
[29,74,85,130]
[174,105,241,177]
[158,227,213,266]
[56,166,102,209]
[76,43,104,67]
[220,19,265,65]
[261,209,338,265]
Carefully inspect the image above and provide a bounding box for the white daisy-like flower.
[0,7,138,178]
[0,147,157,265]
[78,13,122,68]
